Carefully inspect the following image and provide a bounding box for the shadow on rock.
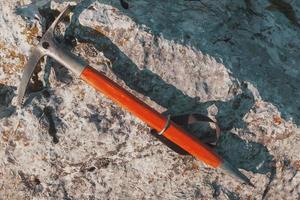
[117,0,300,125]
[216,132,274,174]
[62,0,275,176]
[0,84,16,119]
[13,0,275,176]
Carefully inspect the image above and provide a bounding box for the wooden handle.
[80,66,222,168]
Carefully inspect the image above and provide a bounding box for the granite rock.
[0,0,299,199]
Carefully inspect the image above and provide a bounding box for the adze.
[17,5,254,187]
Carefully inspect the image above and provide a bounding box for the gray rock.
[0,0,299,199]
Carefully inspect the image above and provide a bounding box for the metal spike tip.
[220,159,255,188]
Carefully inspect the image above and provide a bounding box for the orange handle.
[80,66,223,168]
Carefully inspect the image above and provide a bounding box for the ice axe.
[17,5,254,187]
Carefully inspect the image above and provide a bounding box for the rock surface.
[0,0,299,199]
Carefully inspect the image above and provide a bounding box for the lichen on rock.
[0,0,299,199]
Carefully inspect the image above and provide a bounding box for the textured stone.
[0,0,299,199]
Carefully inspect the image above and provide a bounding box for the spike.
[220,159,255,187]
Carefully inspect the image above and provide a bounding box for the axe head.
[17,5,85,105]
